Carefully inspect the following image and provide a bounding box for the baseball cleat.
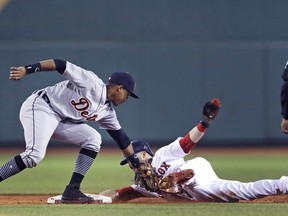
[61,185,94,204]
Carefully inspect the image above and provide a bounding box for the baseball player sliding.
[0,59,145,204]
[101,99,288,202]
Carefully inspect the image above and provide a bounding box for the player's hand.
[281,118,288,134]
[9,67,26,80]
[201,98,221,127]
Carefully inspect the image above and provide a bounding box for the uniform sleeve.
[153,138,187,162]
[54,59,66,74]
[151,138,187,175]
[281,61,288,119]
[62,61,101,90]
[98,109,121,130]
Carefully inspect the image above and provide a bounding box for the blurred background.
[1,0,288,148]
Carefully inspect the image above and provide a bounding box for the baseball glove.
[158,169,195,193]
[134,160,159,192]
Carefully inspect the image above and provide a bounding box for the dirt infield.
[0,194,288,204]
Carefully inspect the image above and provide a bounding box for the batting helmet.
[120,140,154,165]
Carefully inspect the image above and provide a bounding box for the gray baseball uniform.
[20,61,120,167]
[1,59,139,203]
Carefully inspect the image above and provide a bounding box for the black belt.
[37,91,51,104]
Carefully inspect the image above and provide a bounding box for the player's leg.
[181,157,288,201]
[216,177,288,201]
[51,122,101,203]
[185,176,288,202]
[0,94,59,182]
[180,157,220,185]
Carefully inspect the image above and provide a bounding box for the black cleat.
[61,185,94,204]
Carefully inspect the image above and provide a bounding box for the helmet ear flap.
[131,140,154,156]
[120,140,154,166]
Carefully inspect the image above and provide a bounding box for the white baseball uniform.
[19,61,120,167]
[151,137,288,202]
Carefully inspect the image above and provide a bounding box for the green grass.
[1,147,288,216]
[0,150,132,194]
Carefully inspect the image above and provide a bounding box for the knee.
[20,152,45,168]
[193,157,213,168]
[194,157,209,163]
[81,133,102,152]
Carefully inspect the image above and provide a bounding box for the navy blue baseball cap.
[109,72,139,99]
[120,140,154,165]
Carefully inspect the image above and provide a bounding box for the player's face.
[111,86,129,106]
[128,151,153,170]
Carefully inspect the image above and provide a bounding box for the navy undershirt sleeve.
[106,128,131,150]
[53,59,66,74]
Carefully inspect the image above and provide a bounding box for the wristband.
[24,63,42,74]
[200,120,209,128]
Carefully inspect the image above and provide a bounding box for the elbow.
[53,59,66,74]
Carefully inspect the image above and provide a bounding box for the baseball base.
[47,193,112,204]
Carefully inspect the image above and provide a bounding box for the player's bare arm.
[9,59,57,80]
[122,144,135,157]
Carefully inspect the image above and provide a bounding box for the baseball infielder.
[0,59,143,204]
[101,99,288,202]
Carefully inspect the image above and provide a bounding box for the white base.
[47,193,112,204]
